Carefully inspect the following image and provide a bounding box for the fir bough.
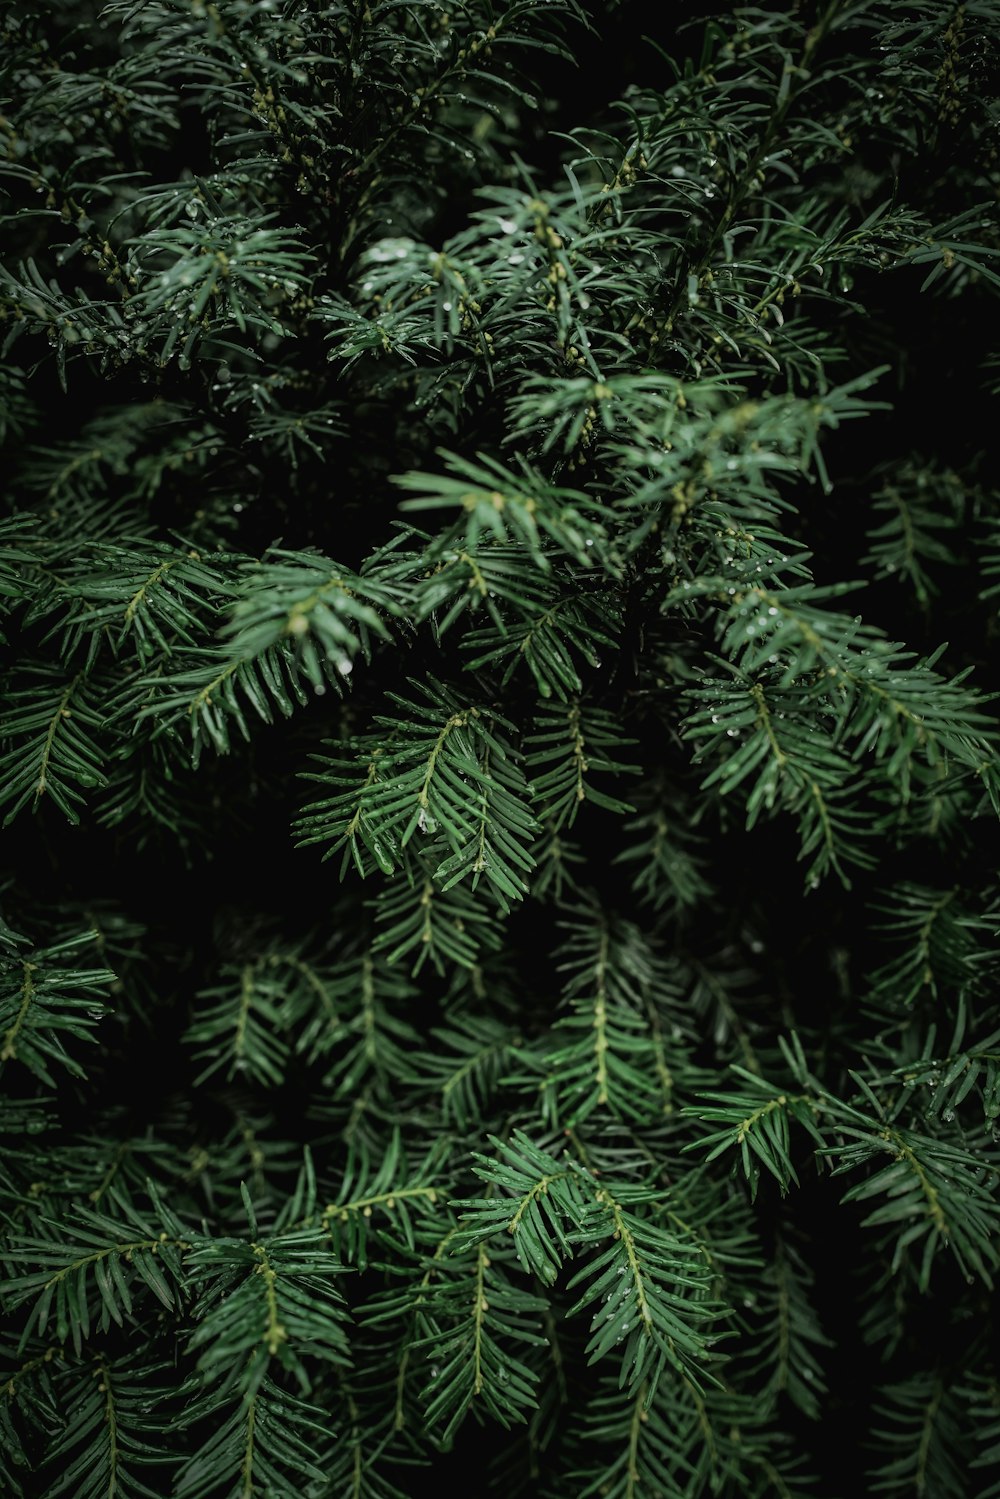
[2,1,1000,1494]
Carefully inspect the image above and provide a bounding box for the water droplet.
[498,218,517,233]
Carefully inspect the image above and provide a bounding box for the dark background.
[5,2,998,1494]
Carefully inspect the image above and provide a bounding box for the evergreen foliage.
[2,0,1000,1493]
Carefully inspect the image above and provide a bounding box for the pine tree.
[2,1,1000,1494]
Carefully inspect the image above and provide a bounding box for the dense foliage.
[2,1,1000,1494]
